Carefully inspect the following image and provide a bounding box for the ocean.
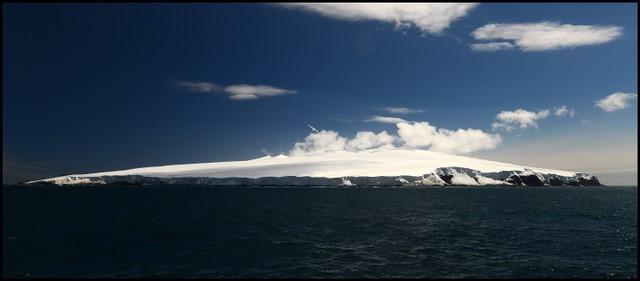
[2,186,637,278]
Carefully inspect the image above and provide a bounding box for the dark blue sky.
[3,3,637,184]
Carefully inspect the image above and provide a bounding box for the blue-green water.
[2,186,637,278]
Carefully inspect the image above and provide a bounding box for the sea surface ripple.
[3,186,637,278]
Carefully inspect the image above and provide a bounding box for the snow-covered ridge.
[23,148,601,186]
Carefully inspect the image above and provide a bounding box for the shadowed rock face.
[568,174,602,187]
[580,175,602,186]
[438,175,455,185]
[548,177,565,186]
[21,167,602,187]
[505,175,523,186]
[506,174,545,186]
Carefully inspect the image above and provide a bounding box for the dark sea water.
[2,186,637,278]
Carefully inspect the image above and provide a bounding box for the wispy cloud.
[554,105,575,117]
[176,81,297,101]
[595,92,637,112]
[175,81,221,93]
[366,116,408,124]
[279,3,478,34]
[471,22,622,52]
[470,42,514,52]
[307,124,320,133]
[382,106,424,114]
[492,106,576,131]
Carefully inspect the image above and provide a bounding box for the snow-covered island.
[22,148,602,187]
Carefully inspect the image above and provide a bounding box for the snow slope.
[28,148,578,185]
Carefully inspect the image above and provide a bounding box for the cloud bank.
[595,92,637,112]
[471,22,622,51]
[290,130,396,156]
[290,130,349,156]
[176,81,297,101]
[290,120,501,155]
[279,3,478,34]
[396,122,501,154]
[347,131,396,151]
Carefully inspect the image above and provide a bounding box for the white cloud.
[396,122,501,154]
[289,129,395,156]
[175,81,221,93]
[554,105,575,117]
[492,109,550,131]
[366,116,408,124]
[224,84,297,100]
[471,22,622,51]
[290,120,501,156]
[177,81,297,101]
[470,42,514,51]
[279,3,478,34]
[290,130,348,156]
[346,131,396,151]
[595,92,637,112]
[382,106,424,114]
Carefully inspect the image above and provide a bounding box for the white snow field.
[28,148,578,185]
